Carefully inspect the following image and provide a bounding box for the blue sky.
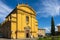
[0,0,60,33]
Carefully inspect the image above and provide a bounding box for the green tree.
[0,24,1,27]
[51,17,55,36]
[0,23,1,28]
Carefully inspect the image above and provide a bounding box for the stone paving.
[0,38,38,40]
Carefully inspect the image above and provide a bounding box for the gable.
[6,4,36,18]
[17,4,36,15]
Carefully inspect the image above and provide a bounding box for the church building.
[1,4,38,39]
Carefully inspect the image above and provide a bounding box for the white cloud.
[55,26,58,31]
[43,26,58,33]
[0,1,12,17]
[56,23,60,26]
[36,0,60,17]
[43,27,51,33]
[0,0,12,22]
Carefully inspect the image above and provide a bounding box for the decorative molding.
[18,9,36,16]
[11,20,16,22]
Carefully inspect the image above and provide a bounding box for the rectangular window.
[26,16,29,22]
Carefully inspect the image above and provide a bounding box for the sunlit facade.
[1,4,38,39]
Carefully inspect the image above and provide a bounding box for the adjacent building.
[55,24,60,35]
[38,28,46,37]
[55,24,60,36]
[1,4,38,39]
[57,25,60,32]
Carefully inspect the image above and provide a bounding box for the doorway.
[26,30,30,38]
[26,33,29,38]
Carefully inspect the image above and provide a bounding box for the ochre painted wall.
[1,4,38,39]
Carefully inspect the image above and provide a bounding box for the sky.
[0,0,60,33]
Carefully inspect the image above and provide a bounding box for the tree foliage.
[51,17,55,36]
[0,23,1,28]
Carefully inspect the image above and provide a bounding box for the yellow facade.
[1,4,38,39]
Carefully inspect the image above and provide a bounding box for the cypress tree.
[0,24,1,27]
[51,17,55,36]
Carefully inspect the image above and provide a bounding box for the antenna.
[25,0,28,5]
[17,0,19,5]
